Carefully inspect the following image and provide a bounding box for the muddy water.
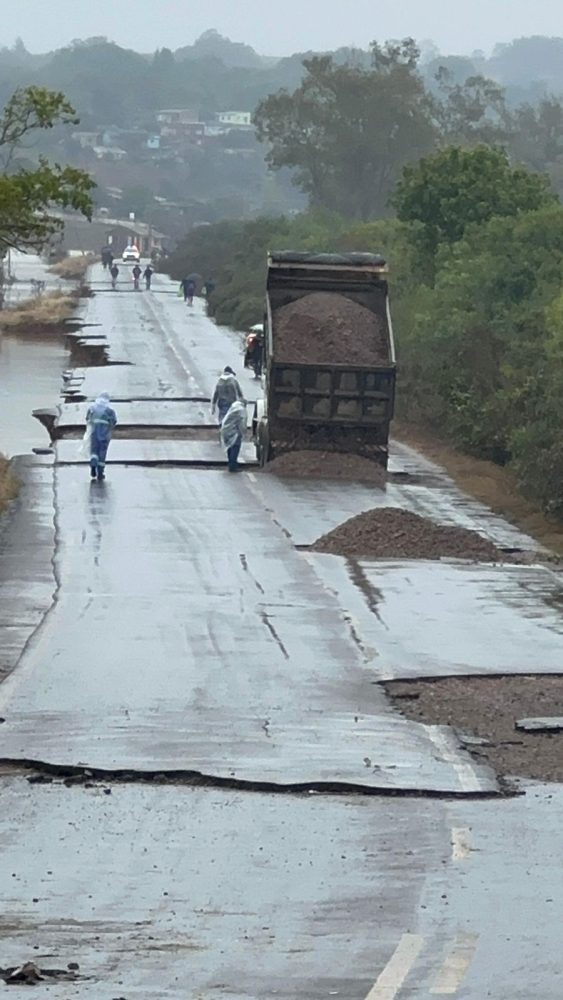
[0,252,70,457]
[0,333,67,456]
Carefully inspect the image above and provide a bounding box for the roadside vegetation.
[0,290,79,333]
[0,455,19,513]
[49,255,93,280]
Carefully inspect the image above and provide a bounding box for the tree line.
[5,33,563,225]
[165,143,563,516]
[254,39,563,217]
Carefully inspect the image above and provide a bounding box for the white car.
[122,245,140,263]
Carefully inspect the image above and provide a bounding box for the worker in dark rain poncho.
[211,366,244,423]
[180,277,196,304]
[221,400,247,473]
[85,393,117,482]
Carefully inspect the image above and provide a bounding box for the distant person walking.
[132,264,142,290]
[204,277,215,298]
[221,400,247,473]
[180,277,196,305]
[211,366,244,423]
[85,392,117,482]
[143,264,154,290]
[110,263,119,289]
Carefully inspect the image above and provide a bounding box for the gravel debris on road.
[385,675,563,782]
[311,507,504,561]
[264,450,386,484]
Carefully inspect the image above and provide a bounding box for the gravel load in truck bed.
[311,507,505,561]
[274,292,389,366]
[263,450,386,484]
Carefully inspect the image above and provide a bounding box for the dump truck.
[253,251,396,468]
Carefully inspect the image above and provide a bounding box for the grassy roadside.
[0,290,80,334]
[395,421,563,556]
[0,455,19,514]
[49,255,94,280]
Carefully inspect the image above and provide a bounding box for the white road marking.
[426,726,483,793]
[247,472,256,482]
[365,933,424,999]
[451,826,472,861]
[430,933,479,995]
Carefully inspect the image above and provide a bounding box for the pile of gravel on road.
[263,450,386,484]
[385,675,563,783]
[311,507,504,561]
[274,292,389,366]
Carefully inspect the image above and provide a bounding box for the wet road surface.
[0,464,493,793]
[0,265,563,995]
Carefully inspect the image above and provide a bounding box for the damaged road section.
[385,674,563,782]
[0,753,506,799]
[1,961,83,985]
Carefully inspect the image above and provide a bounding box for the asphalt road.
[0,264,562,996]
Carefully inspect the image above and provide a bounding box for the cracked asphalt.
[0,264,562,997]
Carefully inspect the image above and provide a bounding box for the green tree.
[393,145,554,259]
[41,40,148,126]
[254,40,436,219]
[0,86,94,252]
[397,204,563,470]
[434,71,512,146]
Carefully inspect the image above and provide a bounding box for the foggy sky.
[5,0,563,56]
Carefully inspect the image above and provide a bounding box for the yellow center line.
[430,933,479,995]
[365,933,425,999]
[451,826,473,861]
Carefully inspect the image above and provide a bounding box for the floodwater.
[0,332,67,456]
[0,252,68,457]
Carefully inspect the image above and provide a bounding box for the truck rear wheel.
[255,419,270,467]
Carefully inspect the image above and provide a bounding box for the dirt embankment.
[274,292,389,366]
[311,507,505,561]
[396,422,563,558]
[264,450,386,484]
[385,675,563,783]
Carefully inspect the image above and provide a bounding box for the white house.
[218,111,253,128]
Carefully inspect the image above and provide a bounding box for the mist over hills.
[3,31,563,112]
[3,29,563,239]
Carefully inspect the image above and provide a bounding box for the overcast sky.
[5,0,563,55]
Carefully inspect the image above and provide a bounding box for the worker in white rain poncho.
[85,393,117,481]
[220,400,247,473]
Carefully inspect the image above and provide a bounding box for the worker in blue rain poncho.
[85,393,117,481]
[220,399,247,473]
